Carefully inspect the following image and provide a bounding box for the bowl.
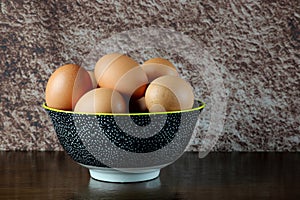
[43,100,205,183]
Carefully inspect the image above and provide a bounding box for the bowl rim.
[42,100,205,116]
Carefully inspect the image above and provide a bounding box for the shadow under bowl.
[43,100,205,183]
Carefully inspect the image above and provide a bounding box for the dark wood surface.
[0,152,299,200]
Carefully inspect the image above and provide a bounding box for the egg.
[142,57,179,82]
[143,57,176,69]
[141,63,179,82]
[114,66,149,99]
[145,75,194,112]
[94,53,148,99]
[45,64,93,110]
[74,88,126,113]
[87,70,98,88]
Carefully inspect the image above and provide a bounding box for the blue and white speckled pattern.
[45,102,203,168]
[47,111,107,167]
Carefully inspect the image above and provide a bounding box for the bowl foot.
[89,168,160,183]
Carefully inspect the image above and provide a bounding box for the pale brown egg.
[87,70,98,88]
[74,88,127,113]
[143,57,176,69]
[94,53,148,99]
[145,75,194,112]
[45,64,93,110]
[142,58,178,82]
[114,66,149,99]
[141,63,179,82]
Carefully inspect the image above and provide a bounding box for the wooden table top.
[0,152,299,199]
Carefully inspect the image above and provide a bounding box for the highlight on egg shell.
[74,88,127,113]
[145,75,195,112]
[45,64,93,110]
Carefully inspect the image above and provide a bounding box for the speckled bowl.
[43,100,205,183]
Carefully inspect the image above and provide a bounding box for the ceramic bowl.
[43,100,205,183]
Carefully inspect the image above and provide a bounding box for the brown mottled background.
[0,0,299,151]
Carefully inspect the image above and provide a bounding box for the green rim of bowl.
[42,100,205,116]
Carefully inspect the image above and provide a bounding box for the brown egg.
[145,75,194,112]
[143,57,176,69]
[142,58,178,82]
[141,63,179,82]
[87,70,98,88]
[94,53,148,99]
[74,88,126,113]
[114,66,149,99]
[45,64,93,110]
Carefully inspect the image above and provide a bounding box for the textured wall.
[0,0,299,151]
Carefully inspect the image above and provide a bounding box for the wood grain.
[0,152,299,199]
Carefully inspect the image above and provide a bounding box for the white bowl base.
[89,168,160,183]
